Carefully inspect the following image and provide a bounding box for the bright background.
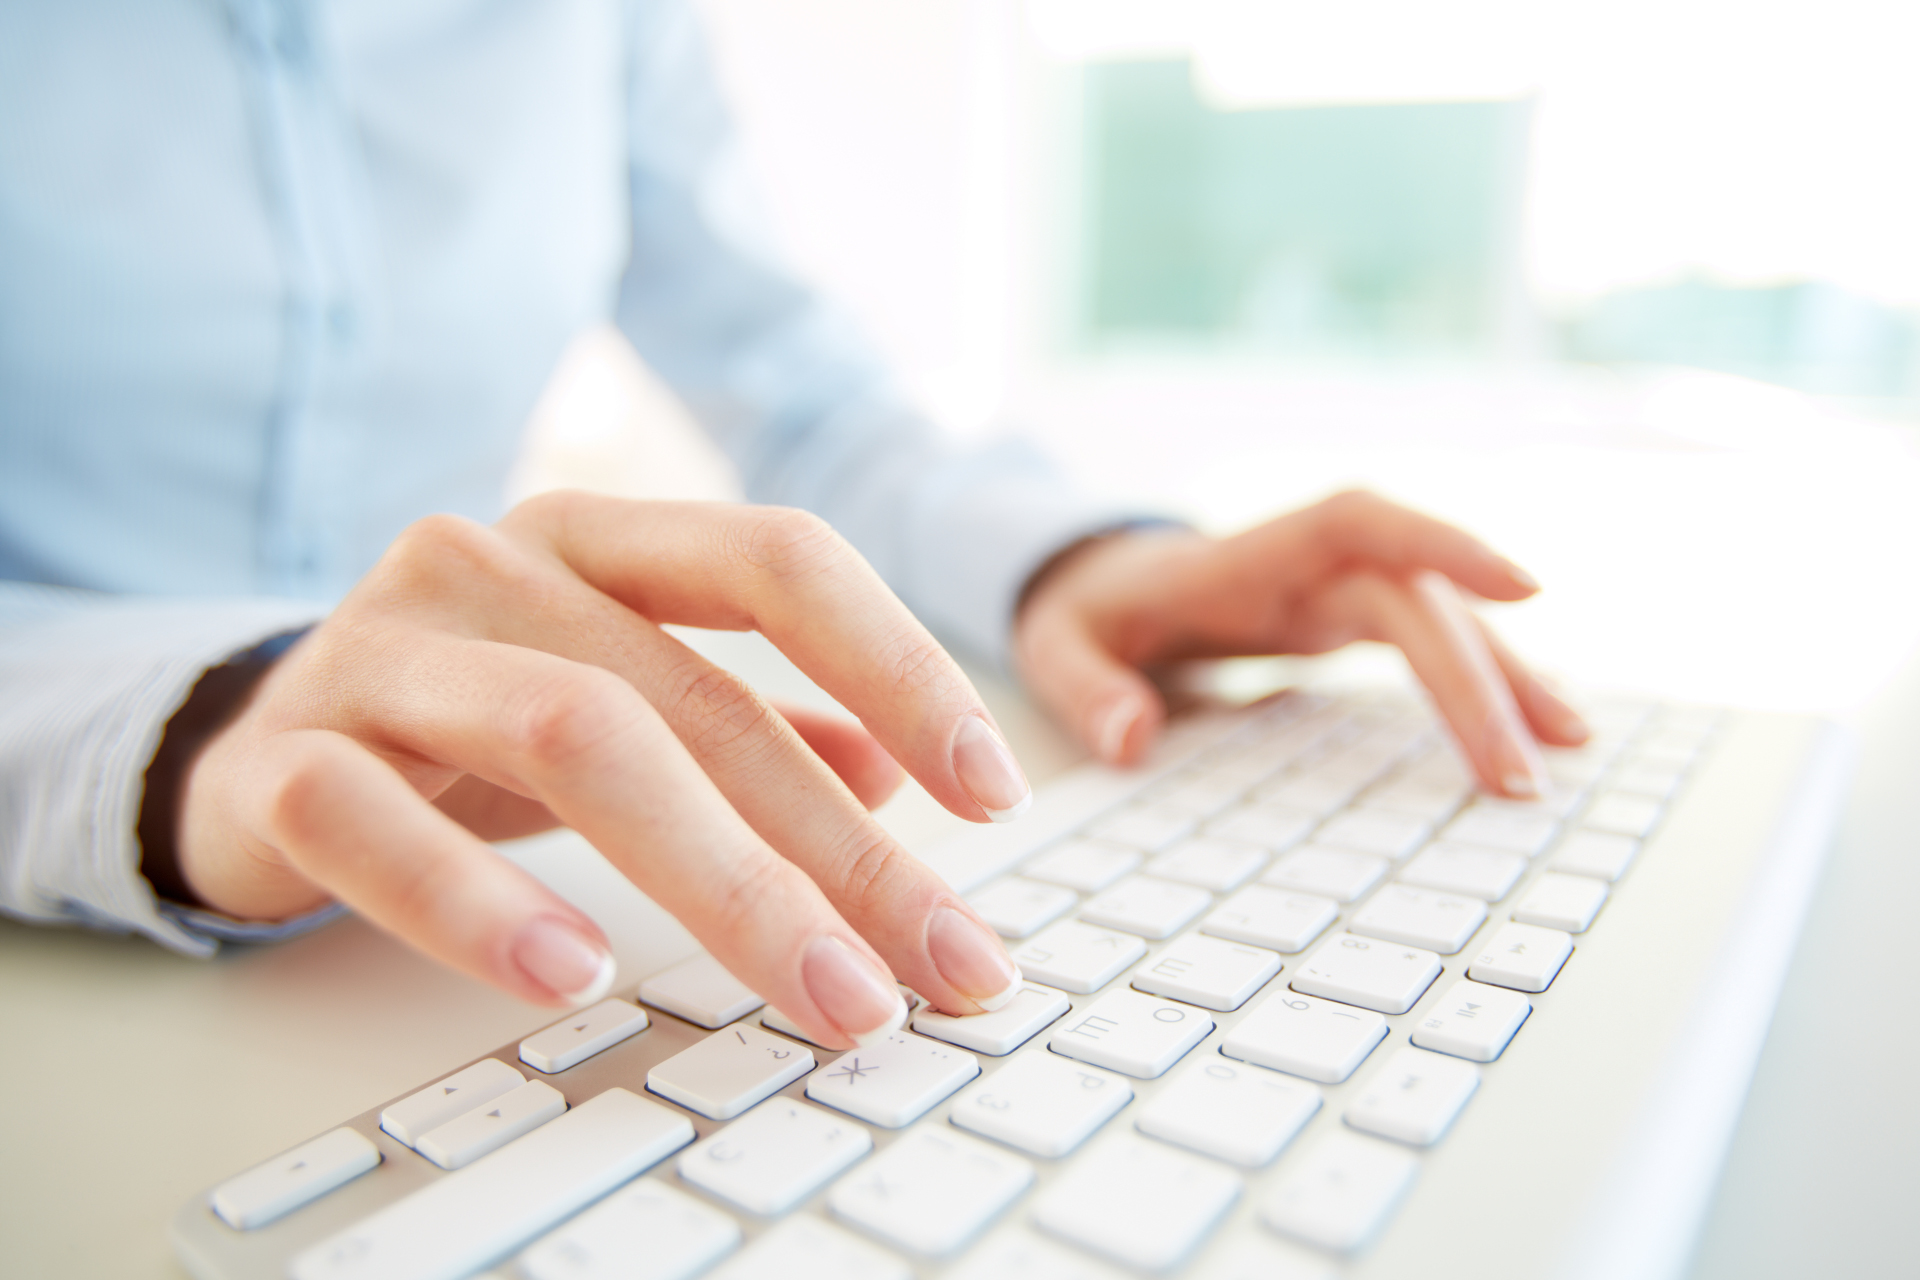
[511,0,1920,718]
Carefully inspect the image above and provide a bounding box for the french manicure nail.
[952,713,1032,822]
[928,906,1023,1012]
[513,918,616,1005]
[1496,555,1541,592]
[1484,709,1549,799]
[803,936,908,1047]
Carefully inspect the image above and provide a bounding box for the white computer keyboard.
[171,687,1847,1280]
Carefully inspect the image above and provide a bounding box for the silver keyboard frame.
[172,692,1852,1280]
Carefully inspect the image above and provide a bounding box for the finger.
[1471,618,1592,746]
[432,773,561,840]
[241,729,617,1007]
[1015,600,1166,766]
[772,701,906,810]
[501,496,1031,823]
[1247,489,1540,602]
[1331,570,1549,797]
[323,628,957,1045]
[368,524,1022,1016]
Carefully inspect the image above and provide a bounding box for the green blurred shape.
[1081,60,1529,355]
[1563,278,1917,399]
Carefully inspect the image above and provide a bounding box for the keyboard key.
[806,1031,979,1127]
[647,1024,815,1120]
[1202,885,1338,954]
[1512,872,1609,933]
[1260,845,1388,903]
[1147,836,1268,891]
[1130,933,1282,1011]
[1543,743,1614,788]
[1610,759,1686,799]
[1348,883,1488,955]
[706,1215,910,1280]
[1011,920,1147,994]
[1312,810,1431,860]
[1221,990,1388,1084]
[1199,1235,1339,1280]
[948,1051,1133,1157]
[1442,806,1559,856]
[1135,1057,1321,1167]
[210,1127,381,1231]
[676,1099,872,1215]
[1255,771,1365,816]
[1361,776,1470,824]
[1049,988,1214,1078]
[913,983,1069,1055]
[1260,1131,1418,1253]
[1582,791,1664,838]
[968,877,1079,938]
[417,1079,567,1171]
[1291,934,1442,1015]
[1345,1046,1479,1145]
[1412,979,1532,1062]
[1467,922,1574,992]
[638,954,764,1029]
[1080,874,1212,939]
[1021,838,1140,893]
[379,1057,525,1147]
[1031,1131,1241,1272]
[518,1178,739,1280]
[947,1227,1131,1280]
[1397,842,1527,901]
[519,999,650,1074]
[827,1127,1033,1257]
[1552,830,1640,881]
[762,988,919,1048]
[1147,769,1252,817]
[290,1089,694,1280]
[1204,802,1318,852]
[1085,802,1198,852]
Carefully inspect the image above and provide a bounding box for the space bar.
[291,1089,695,1280]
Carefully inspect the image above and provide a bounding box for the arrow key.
[379,1057,525,1147]
[519,998,650,1074]
[416,1080,567,1170]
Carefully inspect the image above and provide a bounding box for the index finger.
[503,494,1031,824]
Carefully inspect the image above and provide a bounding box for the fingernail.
[928,906,1023,1012]
[1484,709,1549,799]
[1536,679,1592,743]
[513,918,616,1005]
[803,936,908,1047]
[1499,556,1541,592]
[1093,694,1143,762]
[952,713,1031,822]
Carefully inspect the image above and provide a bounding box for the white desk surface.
[2,630,1916,1279]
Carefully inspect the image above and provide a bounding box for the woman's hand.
[1013,490,1590,794]
[176,494,1027,1047]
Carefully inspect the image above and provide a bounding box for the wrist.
[138,628,310,908]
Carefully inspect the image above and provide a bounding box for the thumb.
[1021,614,1166,766]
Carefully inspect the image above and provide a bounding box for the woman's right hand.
[174,493,1030,1048]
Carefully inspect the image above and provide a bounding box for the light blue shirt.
[0,0,1133,952]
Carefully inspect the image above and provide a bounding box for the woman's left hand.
[1012,489,1590,796]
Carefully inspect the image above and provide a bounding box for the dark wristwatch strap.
[137,627,313,907]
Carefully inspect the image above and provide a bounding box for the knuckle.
[260,737,350,845]
[508,666,635,772]
[878,624,960,706]
[820,826,920,919]
[370,513,519,600]
[668,663,781,766]
[736,506,846,585]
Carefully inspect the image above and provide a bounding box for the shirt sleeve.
[611,0,1153,668]
[0,581,337,956]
